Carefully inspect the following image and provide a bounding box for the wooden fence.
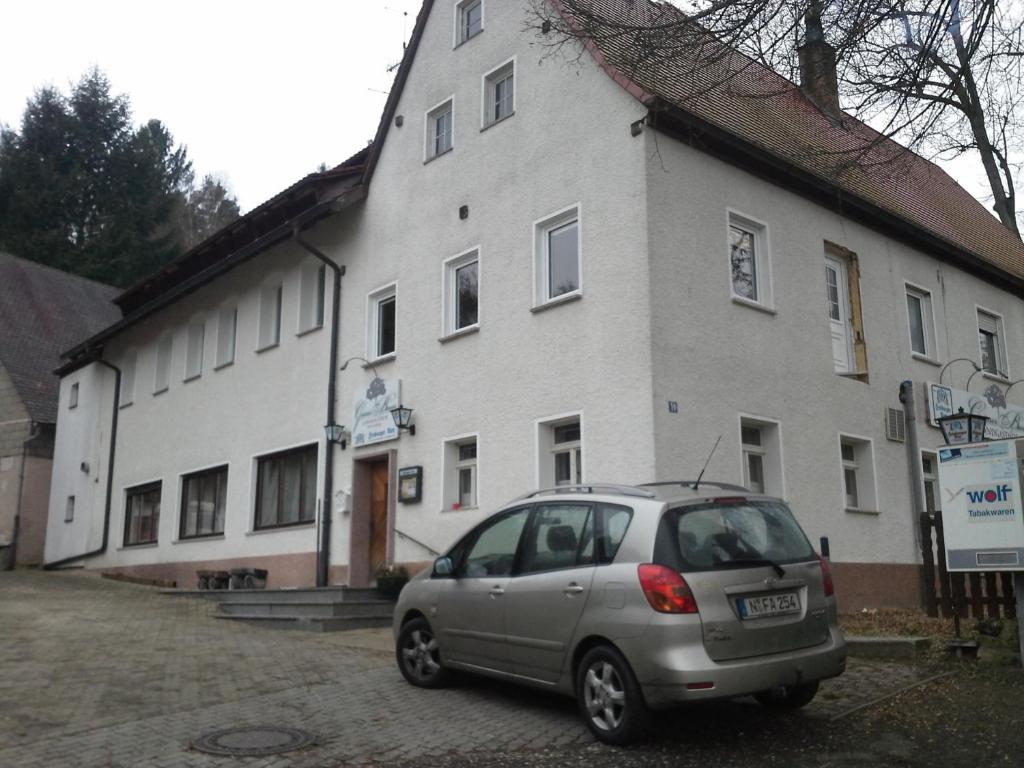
[919,511,1016,619]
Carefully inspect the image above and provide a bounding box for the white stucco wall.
[644,131,1024,566]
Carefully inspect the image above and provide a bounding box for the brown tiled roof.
[0,253,121,423]
[560,0,1024,279]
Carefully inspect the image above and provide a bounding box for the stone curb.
[845,635,931,660]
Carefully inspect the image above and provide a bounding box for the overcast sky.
[0,0,999,218]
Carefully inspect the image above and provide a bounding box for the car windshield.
[653,500,815,573]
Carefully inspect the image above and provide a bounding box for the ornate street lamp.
[936,407,989,446]
[390,405,415,436]
[324,422,348,450]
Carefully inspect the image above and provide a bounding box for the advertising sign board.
[352,378,400,448]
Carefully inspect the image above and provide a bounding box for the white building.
[45,0,1024,608]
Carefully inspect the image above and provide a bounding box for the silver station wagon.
[393,482,846,744]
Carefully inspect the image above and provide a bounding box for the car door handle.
[564,583,585,595]
[488,586,505,598]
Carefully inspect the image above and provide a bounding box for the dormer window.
[456,0,483,45]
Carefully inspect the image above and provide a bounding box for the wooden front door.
[369,462,389,578]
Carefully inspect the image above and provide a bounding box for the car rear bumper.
[627,628,847,709]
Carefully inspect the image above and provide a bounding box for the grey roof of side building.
[0,253,122,423]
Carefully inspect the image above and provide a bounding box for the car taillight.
[818,554,835,597]
[638,564,699,614]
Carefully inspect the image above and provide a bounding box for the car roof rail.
[639,480,750,492]
[515,484,657,501]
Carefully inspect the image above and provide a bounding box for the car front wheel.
[396,617,451,689]
[576,645,650,745]
[754,680,819,709]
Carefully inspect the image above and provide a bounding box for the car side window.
[519,503,594,575]
[596,503,633,564]
[463,508,530,578]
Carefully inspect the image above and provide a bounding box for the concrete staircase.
[169,587,396,632]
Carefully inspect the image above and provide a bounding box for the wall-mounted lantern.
[390,405,415,436]
[937,407,989,446]
[324,422,349,450]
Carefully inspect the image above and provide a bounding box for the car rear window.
[653,500,815,573]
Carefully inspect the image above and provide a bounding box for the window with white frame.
[368,285,397,359]
[483,60,514,126]
[455,0,483,44]
[443,436,478,511]
[535,206,580,304]
[257,283,282,351]
[65,495,75,523]
[922,451,938,514]
[154,333,173,394]
[825,246,867,377]
[426,99,453,160]
[215,305,236,368]
[840,435,877,512]
[977,308,1008,377]
[905,284,936,358]
[537,417,583,488]
[739,417,783,497]
[443,250,479,335]
[119,352,136,406]
[298,263,326,334]
[69,382,79,409]
[728,213,770,306]
[184,321,204,380]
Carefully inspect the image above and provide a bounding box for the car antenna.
[691,435,722,491]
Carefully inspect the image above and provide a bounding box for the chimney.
[798,5,841,118]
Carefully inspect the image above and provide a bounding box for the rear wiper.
[729,558,786,577]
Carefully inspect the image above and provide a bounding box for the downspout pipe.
[293,228,344,588]
[44,358,121,569]
[899,379,929,608]
[6,422,41,570]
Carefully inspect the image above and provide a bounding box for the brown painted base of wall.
[831,561,924,612]
[100,552,318,589]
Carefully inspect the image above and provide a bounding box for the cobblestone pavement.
[0,570,929,767]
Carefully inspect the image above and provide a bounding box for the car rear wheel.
[576,645,649,745]
[396,617,451,688]
[754,680,819,709]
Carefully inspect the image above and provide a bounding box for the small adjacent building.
[0,253,120,568]
[43,1,1024,608]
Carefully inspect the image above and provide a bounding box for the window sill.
[246,522,316,536]
[911,353,941,367]
[439,325,479,344]
[296,324,324,339]
[531,291,582,314]
[443,506,477,514]
[481,112,515,133]
[213,360,234,372]
[365,353,396,368]
[836,370,869,383]
[453,29,482,49]
[183,373,201,384]
[424,147,453,165]
[982,371,1011,384]
[845,507,880,516]
[118,541,159,551]
[255,342,280,355]
[730,295,776,315]
[153,387,168,397]
[173,534,225,545]
[118,401,133,410]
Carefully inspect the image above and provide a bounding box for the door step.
[214,613,394,632]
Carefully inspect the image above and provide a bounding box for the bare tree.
[529,0,1024,237]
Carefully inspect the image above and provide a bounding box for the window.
[154,334,173,394]
[739,417,784,497]
[298,263,326,334]
[483,60,514,126]
[426,99,453,160]
[728,212,771,306]
[368,285,397,360]
[255,445,317,529]
[534,205,581,305]
[443,436,478,510]
[839,435,876,512]
[65,496,75,523]
[825,244,867,378]
[520,503,593,574]
[456,0,483,44]
[464,508,529,578]
[922,452,938,514]
[180,465,228,539]
[69,382,79,409]
[443,249,479,335]
[905,284,936,358]
[257,284,282,351]
[537,416,583,488]
[119,352,136,406]
[215,306,237,368]
[124,482,161,546]
[184,322,204,381]
[977,308,1008,377]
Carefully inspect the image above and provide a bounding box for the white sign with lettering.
[928,382,1024,440]
[352,377,400,447]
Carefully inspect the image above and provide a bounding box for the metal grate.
[885,407,906,442]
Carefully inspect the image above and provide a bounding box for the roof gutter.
[44,358,121,570]
[292,228,345,588]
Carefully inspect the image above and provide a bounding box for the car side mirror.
[432,556,454,578]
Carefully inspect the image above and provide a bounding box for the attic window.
[456,0,483,45]
[69,382,79,409]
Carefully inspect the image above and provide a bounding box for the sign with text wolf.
[352,378,400,447]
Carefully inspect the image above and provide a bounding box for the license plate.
[737,592,801,619]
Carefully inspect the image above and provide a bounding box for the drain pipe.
[293,228,344,588]
[899,380,926,547]
[6,422,41,570]
[44,358,121,569]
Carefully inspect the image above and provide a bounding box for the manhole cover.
[192,726,316,756]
